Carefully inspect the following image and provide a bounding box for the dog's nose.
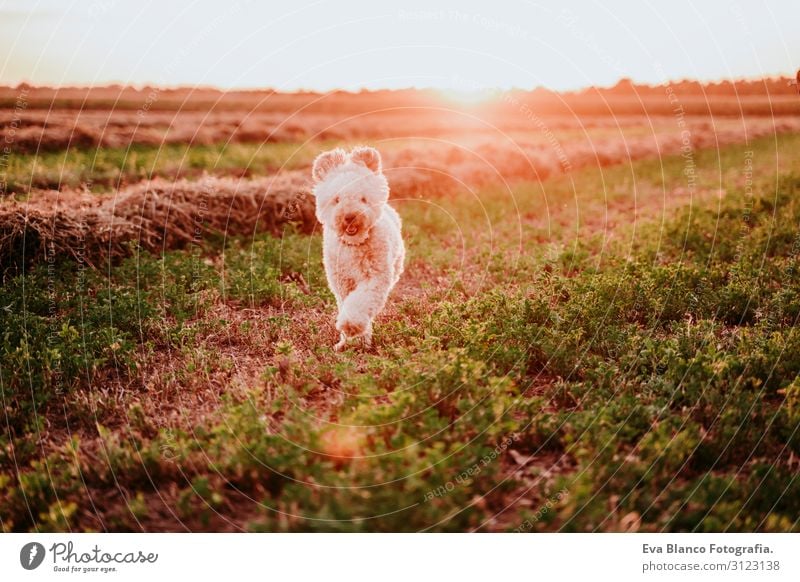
[343,213,357,224]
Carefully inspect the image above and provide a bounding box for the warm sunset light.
[2,0,800,576]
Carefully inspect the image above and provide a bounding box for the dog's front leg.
[335,275,391,349]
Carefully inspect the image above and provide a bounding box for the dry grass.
[0,173,315,274]
[383,116,800,198]
[4,96,799,153]
[3,113,798,273]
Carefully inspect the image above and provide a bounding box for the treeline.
[0,76,796,116]
[578,76,798,97]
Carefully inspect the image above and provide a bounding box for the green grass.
[1,134,800,532]
[2,141,326,194]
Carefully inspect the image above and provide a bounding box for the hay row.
[8,108,797,154]
[0,173,316,275]
[3,115,798,275]
[382,116,800,198]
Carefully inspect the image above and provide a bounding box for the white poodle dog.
[311,146,405,351]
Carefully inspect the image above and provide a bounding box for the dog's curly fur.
[311,146,405,350]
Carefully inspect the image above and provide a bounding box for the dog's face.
[311,147,389,245]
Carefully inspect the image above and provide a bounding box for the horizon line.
[2,72,797,95]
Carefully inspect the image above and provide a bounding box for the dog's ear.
[312,148,347,183]
[350,146,382,174]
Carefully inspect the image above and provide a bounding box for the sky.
[1,0,798,91]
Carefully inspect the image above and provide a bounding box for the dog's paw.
[336,310,372,338]
[338,318,367,338]
[336,309,371,338]
[334,334,347,352]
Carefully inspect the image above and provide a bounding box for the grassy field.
[2,141,323,194]
[1,131,799,532]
